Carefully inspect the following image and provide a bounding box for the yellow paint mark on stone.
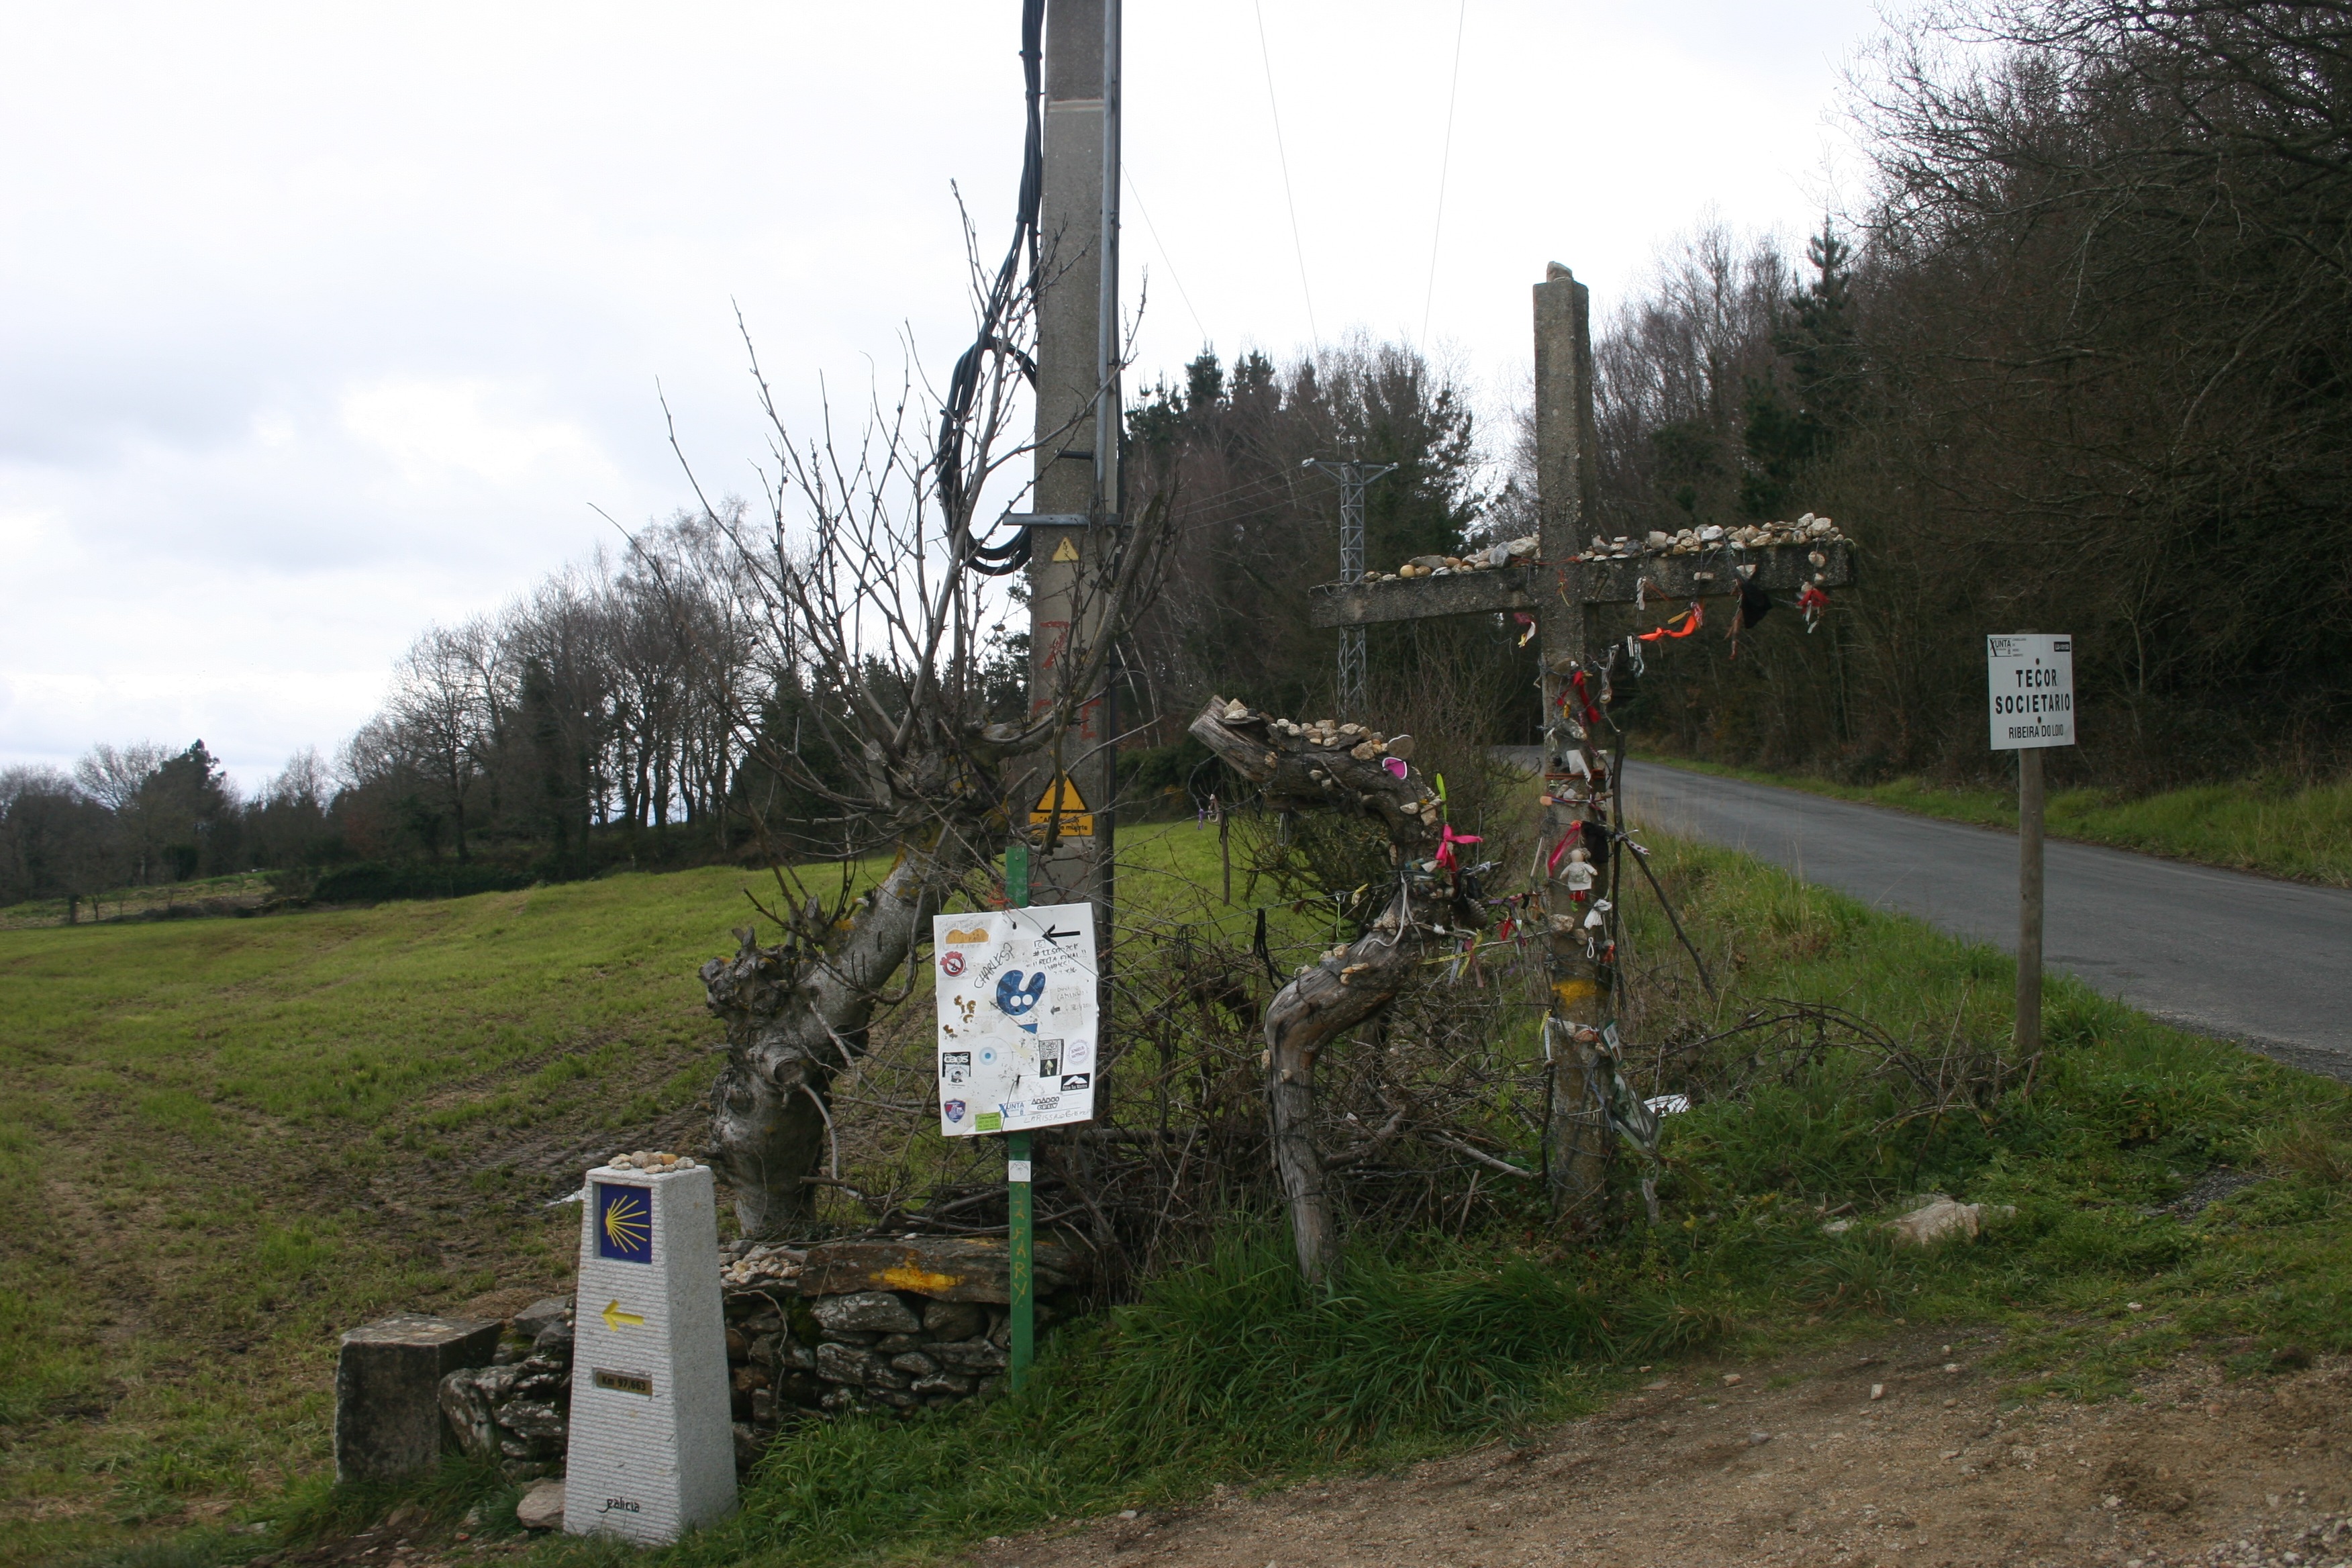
[1553,979,1600,1009]
[876,1265,963,1294]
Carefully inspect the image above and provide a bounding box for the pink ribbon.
[1434,823,1482,873]
[1545,830,1578,875]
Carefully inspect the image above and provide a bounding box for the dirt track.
[256,1332,2347,1568]
[966,1331,2349,1568]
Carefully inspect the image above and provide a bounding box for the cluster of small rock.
[439,1298,573,1480]
[1214,702,1446,836]
[721,1241,805,1288]
[607,1148,695,1172]
[2146,1514,2352,1568]
[1373,534,1540,580]
[1580,513,1845,561]
[1225,702,1417,764]
[1361,515,1847,581]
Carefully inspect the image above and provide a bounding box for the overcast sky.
[0,1,1888,790]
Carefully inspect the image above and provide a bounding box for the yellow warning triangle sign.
[1050,534,1081,563]
[1029,773,1094,836]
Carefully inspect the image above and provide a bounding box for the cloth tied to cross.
[1434,823,1481,873]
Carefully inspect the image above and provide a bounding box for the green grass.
[7,827,2349,1567]
[1638,752,2352,887]
[0,863,781,1563]
[0,825,1317,1564]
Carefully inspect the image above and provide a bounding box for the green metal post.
[1004,841,1033,1391]
[1007,1128,1033,1391]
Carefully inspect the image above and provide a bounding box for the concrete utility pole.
[1304,458,1397,719]
[1020,0,1122,920]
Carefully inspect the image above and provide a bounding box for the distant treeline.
[1573,1,2352,784]
[0,513,881,907]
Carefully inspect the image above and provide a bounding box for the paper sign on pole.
[932,902,1098,1135]
[1986,634,2075,750]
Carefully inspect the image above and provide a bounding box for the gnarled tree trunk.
[699,839,975,1236]
[1187,697,1472,1281]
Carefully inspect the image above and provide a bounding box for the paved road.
[1596,760,2352,1079]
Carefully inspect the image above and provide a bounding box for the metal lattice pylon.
[1304,458,1396,719]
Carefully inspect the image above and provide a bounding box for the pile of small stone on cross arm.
[1373,534,1538,580]
[1246,707,1417,764]
[1365,513,1847,581]
[607,1149,696,1172]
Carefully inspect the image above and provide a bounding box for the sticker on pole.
[1030,775,1093,836]
[932,903,1098,1135]
[1987,634,2074,750]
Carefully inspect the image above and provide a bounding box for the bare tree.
[690,214,1173,1234]
[387,620,496,860]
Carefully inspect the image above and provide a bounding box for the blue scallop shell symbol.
[994,970,1046,1034]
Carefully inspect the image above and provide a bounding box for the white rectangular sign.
[1987,633,2075,750]
[932,901,1099,1135]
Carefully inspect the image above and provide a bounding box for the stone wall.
[720,1234,1077,1455]
[426,1235,1081,1479]
[439,1298,573,1480]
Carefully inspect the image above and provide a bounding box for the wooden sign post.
[1310,264,1855,1229]
[1986,633,2074,1059]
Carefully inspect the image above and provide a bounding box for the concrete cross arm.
[1306,540,1857,630]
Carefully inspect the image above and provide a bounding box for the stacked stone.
[715,1283,1030,1426]
[418,1236,1084,1478]
[439,1298,573,1479]
[717,1234,1077,1447]
[805,1290,1016,1414]
[1582,513,1845,562]
[1363,513,1849,580]
[1373,534,1537,581]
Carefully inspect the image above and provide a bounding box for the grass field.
[3,822,2347,1568]
[1638,753,2352,887]
[0,823,1309,1565]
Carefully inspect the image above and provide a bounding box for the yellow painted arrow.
[601,1299,645,1332]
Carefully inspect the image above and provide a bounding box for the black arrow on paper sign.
[1040,924,1081,944]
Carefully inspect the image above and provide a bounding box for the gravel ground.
[963,1330,2349,1568]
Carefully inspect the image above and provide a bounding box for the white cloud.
[0,0,1893,791]
[340,377,616,491]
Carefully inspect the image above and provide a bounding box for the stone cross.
[1308,264,1856,1226]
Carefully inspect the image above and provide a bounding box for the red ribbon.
[1568,669,1602,726]
[1798,584,1828,612]
[1638,601,1704,643]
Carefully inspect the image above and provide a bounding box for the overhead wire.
[1420,0,1470,352]
[1123,166,1210,347]
[1252,0,1320,348]
[945,0,1048,581]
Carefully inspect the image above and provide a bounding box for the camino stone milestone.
[562,1158,736,1544]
